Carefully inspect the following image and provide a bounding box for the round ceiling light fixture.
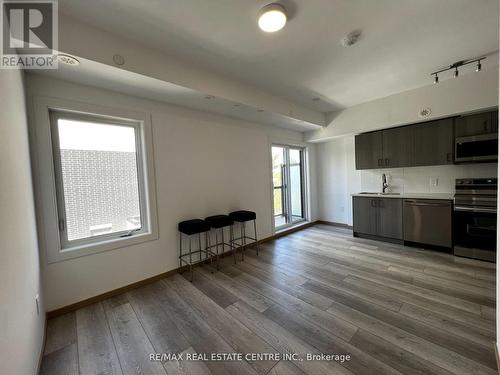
[258,3,287,32]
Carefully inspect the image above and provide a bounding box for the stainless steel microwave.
[455,133,498,163]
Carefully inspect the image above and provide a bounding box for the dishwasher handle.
[404,200,451,207]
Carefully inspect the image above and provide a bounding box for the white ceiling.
[58,0,499,112]
[32,58,321,131]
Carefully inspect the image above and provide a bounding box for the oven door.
[453,206,497,261]
[455,133,498,163]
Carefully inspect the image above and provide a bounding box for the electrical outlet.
[35,294,40,315]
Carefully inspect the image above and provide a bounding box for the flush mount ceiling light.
[258,3,287,32]
[431,56,485,84]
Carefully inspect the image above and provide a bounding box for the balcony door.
[272,145,306,230]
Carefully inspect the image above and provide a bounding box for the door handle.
[454,206,497,213]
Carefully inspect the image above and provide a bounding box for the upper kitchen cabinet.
[412,118,454,166]
[381,126,414,168]
[455,110,498,137]
[355,109,498,170]
[355,132,383,169]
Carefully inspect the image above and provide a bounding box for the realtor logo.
[1,0,58,69]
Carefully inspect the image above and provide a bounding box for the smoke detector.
[341,30,362,47]
[57,54,79,66]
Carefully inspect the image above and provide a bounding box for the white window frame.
[268,139,312,234]
[32,97,159,263]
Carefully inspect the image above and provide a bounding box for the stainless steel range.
[454,178,497,262]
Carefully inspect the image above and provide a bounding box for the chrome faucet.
[382,173,389,193]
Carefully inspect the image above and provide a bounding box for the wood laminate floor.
[40,224,497,375]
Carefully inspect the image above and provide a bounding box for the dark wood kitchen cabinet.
[455,111,498,137]
[352,197,378,236]
[353,197,403,240]
[381,126,414,168]
[355,109,498,170]
[412,118,454,166]
[355,132,383,169]
[377,198,403,239]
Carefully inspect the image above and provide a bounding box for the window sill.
[49,231,158,263]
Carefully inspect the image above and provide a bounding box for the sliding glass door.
[272,145,306,229]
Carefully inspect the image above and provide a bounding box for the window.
[49,111,151,250]
[272,145,306,229]
[32,97,158,263]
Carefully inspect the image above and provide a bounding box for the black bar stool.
[229,210,259,261]
[178,219,217,281]
[205,215,237,264]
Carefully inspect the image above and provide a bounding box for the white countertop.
[351,192,454,200]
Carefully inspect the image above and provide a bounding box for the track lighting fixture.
[430,56,485,84]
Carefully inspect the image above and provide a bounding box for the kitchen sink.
[359,192,401,195]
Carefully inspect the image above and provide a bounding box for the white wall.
[317,136,360,225]
[0,71,45,375]
[306,67,498,141]
[26,74,318,311]
[317,135,497,226]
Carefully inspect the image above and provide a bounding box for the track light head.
[476,60,482,72]
[453,67,459,78]
[434,74,439,84]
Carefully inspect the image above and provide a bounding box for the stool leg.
[221,227,225,254]
[254,219,259,256]
[179,232,183,268]
[214,230,220,270]
[242,222,247,261]
[189,235,192,265]
[231,225,236,264]
[198,233,202,264]
[205,231,209,263]
[215,229,219,255]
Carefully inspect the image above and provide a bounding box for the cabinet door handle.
[371,199,377,207]
[377,158,382,167]
[446,152,452,162]
[378,199,383,208]
[385,158,390,167]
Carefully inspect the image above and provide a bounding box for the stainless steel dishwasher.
[403,199,452,248]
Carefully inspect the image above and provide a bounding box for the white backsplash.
[360,163,497,194]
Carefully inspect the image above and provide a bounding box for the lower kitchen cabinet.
[378,198,403,239]
[353,197,378,236]
[353,197,403,240]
